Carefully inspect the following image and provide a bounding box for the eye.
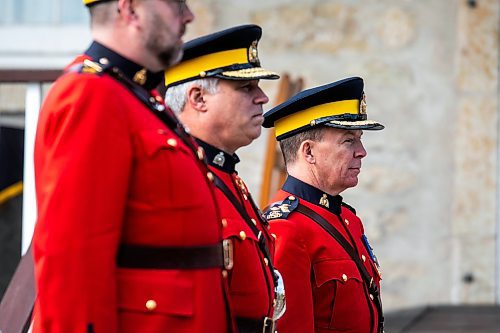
[240,83,252,91]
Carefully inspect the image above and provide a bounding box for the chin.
[250,131,261,141]
[345,178,359,189]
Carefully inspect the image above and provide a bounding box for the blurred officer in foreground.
[164,24,286,333]
[33,0,232,332]
[262,77,384,333]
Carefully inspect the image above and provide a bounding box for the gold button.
[264,258,269,266]
[310,120,316,126]
[206,172,214,182]
[344,219,349,225]
[342,274,347,282]
[200,71,207,77]
[271,233,277,239]
[197,147,205,160]
[155,95,163,102]
[221,218,228,228]
[251,218,257,226]
[99,57,109,65]
[273,299,277,307]
[239,231,247,240]
[243,194,248,200]
[288,195,296,201]
[369,294,374,301]
[167,138,177,147]
[149,97,156,103]
[145,299,157,311]
[222,270,228,278]
[362,255,366,262]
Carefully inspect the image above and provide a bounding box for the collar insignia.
[319,194,330,208]
[213,152,225,167]
[133,68,147,85]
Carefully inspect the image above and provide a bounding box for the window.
[0,0,88,25]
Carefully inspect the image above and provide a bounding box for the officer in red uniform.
[32,1,232,332]
[164,25,285,333]
[262,77,385,333]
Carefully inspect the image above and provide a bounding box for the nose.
[254,86,269,105]
[182,3,195,24]
[355,141,367,158]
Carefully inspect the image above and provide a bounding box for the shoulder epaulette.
[67,59,109,76]
[264,195,299,220]
[341,202,357,214]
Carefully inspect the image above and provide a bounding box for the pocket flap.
[117,269,193,316]
[138,129,183,157]
[222,217,259,242]
[313,259,362,287]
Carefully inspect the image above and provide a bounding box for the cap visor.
[324,119,385,130]
[218,67,280,80]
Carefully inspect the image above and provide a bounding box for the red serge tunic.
[196,141,276,329]
[266,176,382,333]
[32,42,230,333]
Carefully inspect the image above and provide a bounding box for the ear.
[300,140,316,164]
[117,0,138,24]
[186,85,208,112]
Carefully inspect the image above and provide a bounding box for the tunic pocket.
[117,268,194,317]
[313,259,370,331]
[138,129,188,158]
[130,129,203,208]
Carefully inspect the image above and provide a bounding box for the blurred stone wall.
[183,0,500,311]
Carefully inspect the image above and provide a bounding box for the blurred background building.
[0,0,499,321]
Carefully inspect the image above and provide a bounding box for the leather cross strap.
[294,203,384,333]
[117,243,224,270]
[212,175,277,286]
[69,60,201,158]
[102,65,201,156]
[0,244,35,333]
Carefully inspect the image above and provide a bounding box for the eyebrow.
[342,130,363,138]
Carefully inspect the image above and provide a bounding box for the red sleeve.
[33,74,132,333]
[271,218,315,333]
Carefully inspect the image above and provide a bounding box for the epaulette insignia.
[264,195,299,220]
[80,59,104,74]
[342,202,356,214]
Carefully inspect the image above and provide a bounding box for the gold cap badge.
[248,40,259,65]
[360,93,367,114]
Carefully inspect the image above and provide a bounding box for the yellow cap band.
[274,99,359,138]
[83,0,102,5]
[165,48,249,86]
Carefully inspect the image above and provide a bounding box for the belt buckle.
[262,317,275,333]
[222,239,233,270]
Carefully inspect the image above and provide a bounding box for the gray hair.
[279,127,325,166]
[164,78,219,114]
